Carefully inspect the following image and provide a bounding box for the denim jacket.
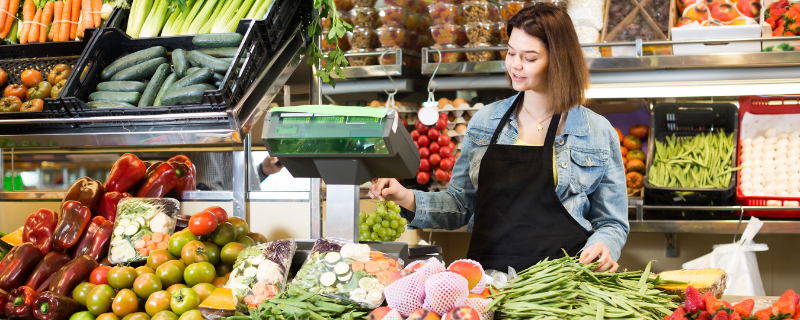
[409,93,630,261]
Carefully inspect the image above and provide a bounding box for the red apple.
[419,147,431,159]
[710,3,739,22]
[438,134,451,145]
[448,261,483,290]
[736,0,761,18]
[416,171,430,184]
[435,119,447,131]
[419,159,431,172]
[368,307,393,320]
[440,146,452,158]
[684,3,709,22]
[428,128,440,141]
[389,269,415,285]
[429,142,441,154]
[411,130,420,141]
[430,154,442,166]
[440,158,454,170]
[442,306,481,320]
[435,168,447,181]
[407,309,441,320]
[418,135,431,147]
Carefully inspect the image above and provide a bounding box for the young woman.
[369,3,629,272]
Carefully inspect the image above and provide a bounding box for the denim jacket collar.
[490,92,590,137]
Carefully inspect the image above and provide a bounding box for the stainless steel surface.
[0,191,234,201]
[310,178,322,238]
[180,191,234,201]
[321,79,415,94]
[335,50,420,79]
[325,184,359,242]
[231,135,248,219]
[630,220,800,234]
[0,112,228,124]
[248,191,310,201]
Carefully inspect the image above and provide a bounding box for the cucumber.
[153,73,177,107]
[170,67,213,90]
[198,47,240,58]
[186,50,230,74]
[88,101,137,108]
[172,49,189,78]
[192,33,243,48]
[139,63,170,107]
[110,57,168,81]
[101,46,167,80]
[218,57,244,68]
[160,84,208,105]
[324,252,341,264]
[197,83,216,91]
[88,91,141,104]
[212,72,223,85]
[185,67,201,75]
[96,81,147,93]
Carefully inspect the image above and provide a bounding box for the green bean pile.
[648,130,741,189]
[486,256,682,320]
[243,284,369,320]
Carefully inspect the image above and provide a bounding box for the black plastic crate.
[56,19,268,119]
[259,0,309,52]
[643,103,739,208]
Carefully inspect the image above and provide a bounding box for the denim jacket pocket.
[569,148,609,193]
[467,126,493,187]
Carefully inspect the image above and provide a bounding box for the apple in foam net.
[442,306,481,320]
[736,0,761,18]
[368,307,393,320]
[684,2,709,21]
[710,3,740,21]
[407,309,441,320]
[448,261,483,290]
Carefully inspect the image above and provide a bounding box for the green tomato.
[210,222,236,247]
[144,291,171,316]
[108,266,138,290]
[192,283,216,302]
[170,288,200,316]
[235,236,255,247]
[70,311,97,320]
[166,284,187,297]
[215,263,232,277]
[168,230,198,257]
[227,217,249,238]
[96,313,120,320]
[146,250,175,271]
[73,282,97,307]
[111,289,139,317]
[202,242,220,265]
[87,284,117,316]
[220,242,245,265]
[121,312,151,320]
[180,241,210,265]
[183,262,216,286]
[136,266,155,276]
[177,310,202,320]
[151,311,178,320]
[132,273,163,300]
[156,260,186,288]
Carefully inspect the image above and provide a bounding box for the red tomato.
[415,121,429,133]
[413,141,419,147]
[4,84,27,101]
[440,146,452,158]
[417,135,430,147]
[419,159,431,172]
[90,266,112,285]
[438,134,451,145]
[435,119,447,131]
[203,206,228,224]
[440,158,454,170]
[189,211,219,236]
[448,141,456,151]
[443,171,452,183]
[20,69,43,88]
[428,128,440,141]
[419,147,430,159]
[629,125,649,139]
[429,154,442,166]
[401,118,408,128]
[434,169,448,181]
[429,142,440,154]
[440,112,449,120]
[416,171,430,184]
[626,172,644,189]
[410,130,420,141]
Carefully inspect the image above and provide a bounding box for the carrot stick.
[0,0,10,34]
[0,0,20,38]
[68,0,77,39]
[90,0,98,27]
[58,0,68,41]
[78,0,89,37]
[40,1,52,42]
[28,7,41,43]
[48,0,61,40]
[19,0,34,43]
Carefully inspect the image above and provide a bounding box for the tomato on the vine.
[170,288,200,315]
[181,241,210,265]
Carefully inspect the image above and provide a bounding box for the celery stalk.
[245,0,259,19]
[139,0,169,37]
[178,0,204,35]
[254,0,272,20]
[199,0,227,33]
[210,0,242,33]
[127,0,154,38]
[224,0,255,32]
[186,0,217,34]
[165,0,192,36]
[7,20,17,43]
[161,8,180,36]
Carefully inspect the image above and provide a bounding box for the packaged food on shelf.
[108,198,179,264]
[429,3,464,24]
[500,0,530,19]
[349,6,380,28]
[432,0,464,4]
[322,31,351,52]
[465,42,498,61]
[465,22,499,44]
[379,6,411,28]
[335,0,354,11]
[352,0,377,7]
[377,27,408,47]
[462,1,501,22]
[385,0,411,5]
[347,48,378,66]
[321,10,350,30]
[432,24,467,45]
[606,0,636,32]
[225,239,296,312]
[377,47,420,68]
[404,32,421,51]
[347,27,378,49]
[610,15,661,41]
[432,43,466,62]
[499,21,510,41]
[414,0,429,14]
[641,0,670,35]
[405,11,421,31]
[417,15,434,36]
[416,36,435,52]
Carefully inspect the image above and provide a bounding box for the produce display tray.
[259,0,309,53]
[643,103,739,215]
[55,19,267,121]
[736,96,800,218]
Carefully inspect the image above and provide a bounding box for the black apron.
[466,95,590,272]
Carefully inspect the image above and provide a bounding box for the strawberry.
[686,286,707,314]
[713,310,731,320]
[670,306,689,320]
[698,311,712,320]
[771,7,788,21]
[771,0,789,11]
[755,308,773,320]
[706,293,726,314]
[733,299,755,318]
[785,31,796,36]
[767,17,777,28]
[773,290,797,317]
[793,302,800,320]
[729,311,742,320]
[773,25,786,36]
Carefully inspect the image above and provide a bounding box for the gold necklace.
[522,106,554,131]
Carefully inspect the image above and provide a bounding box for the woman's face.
[505,28,549,92]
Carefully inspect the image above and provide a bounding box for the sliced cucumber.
[338,272,353,283]
[124,223,140,236]
[250,255,265,265]
[334,262,349,275]
[324,252,341,264]
[320,272,337,287]
[124,245,137,258]
[113,226,125,236]
[133,217,146,227]
[244,266,257,278]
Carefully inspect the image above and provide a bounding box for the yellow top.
[514,139,558,185]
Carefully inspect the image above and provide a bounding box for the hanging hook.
[427,46,443,96]
[379,50,399,109]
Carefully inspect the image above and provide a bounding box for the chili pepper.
[136,161,178,198]
[104,153,146,193]
[98,191,131,223]
[53,201,91,252]
[22,209,58,256]
[24,252,71,292]
[32,292,81,320]
[87,219,113,262]
[72,216,104,259]
[63,177,105,214]
[5,287,39,320]
[48,255,99,296]
[35,274,56,293]
[167,155,197,199]
[0,243,44,292]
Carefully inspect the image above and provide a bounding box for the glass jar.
[500,0,530,20]
[384,0,410,5]
[405,11,421,31]
[351,0,376,7]
[321,31,351,52]
[465,42,498,61]
[349,7,379,28]
[431,43,465,63]
[499,21,509,41]
[403,32,420,52]
[429,4,463,24]
[416,15,433,36]
[431,0,464,4]
[346,27,377,49]
[465,22,498,44]
[416,36,435,52]
[334,0,353,11]
[432,24,467,45]
[346,48,378,66]
[377,27,407,48]
[461,1,500,22]
[379,6,411,28]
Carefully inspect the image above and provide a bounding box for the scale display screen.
[268,114,388,155]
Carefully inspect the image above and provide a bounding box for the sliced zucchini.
[124,223,140,236]
[244,266,257,278]
[113,225,126,236]
[324,252,341,264]
[334,262,349,275]
[320,272,337,287]
[133,217,146,226]
[250,255,265,265]
[118,218,131,227]
[338,272,353,283]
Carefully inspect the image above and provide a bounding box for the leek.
[177,0,203,35]
[185,0,217,34]
[140,0,169,38]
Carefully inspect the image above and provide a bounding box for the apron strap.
[490,93,563,147]
[544,112,562,147]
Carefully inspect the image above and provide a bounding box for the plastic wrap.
[292,238,404,309]
[225,239,296,312]
[433,24,466,45]
[430,4,463,24]
[432,44,466,62]
[349,7,379,28]
[108,198,178,264]
[378,27,408,47]
[346,48,378,66]
[567,0,605,29]
[500,1,530,20]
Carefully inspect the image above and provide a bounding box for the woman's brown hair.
[506,3,590,114]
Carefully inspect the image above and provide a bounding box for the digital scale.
[262,105,441,262]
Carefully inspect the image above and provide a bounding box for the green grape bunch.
[358,201,408,242]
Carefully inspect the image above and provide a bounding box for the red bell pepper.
[5,287,38,320]
[72,217,113,261]
[99,257,112,267]
[47,255,99,296]
[98,191,131,222]
[104,153,146,193]
[62,177,105,214]
[32,292,81,320]
[25,252,71,293]
[167,155,197,198]
[0,288,8,319]
[53,201,91,252]
[136,161,178,198]
[0,243,44,292]
[22,209,58,256]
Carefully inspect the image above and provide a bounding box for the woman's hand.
[368,178,416,212]
[580,242,619,272]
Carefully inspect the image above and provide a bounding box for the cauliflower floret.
[340,243,371,263]
[257,260,284,284]
[149,212,172,234]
